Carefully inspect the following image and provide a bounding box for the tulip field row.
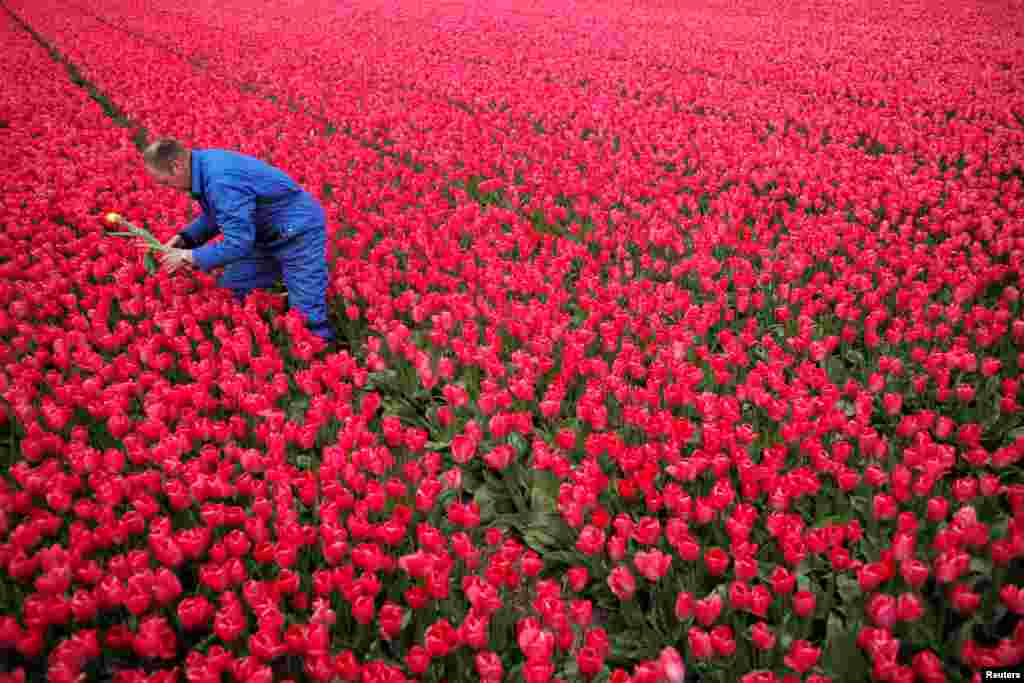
[2,0,1024,682]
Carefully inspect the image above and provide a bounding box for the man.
[142,138,336,342]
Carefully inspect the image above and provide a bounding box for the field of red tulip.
[2,0,1024,681]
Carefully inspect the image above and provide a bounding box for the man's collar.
[189,150,202,201]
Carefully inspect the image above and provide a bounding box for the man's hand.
[163,234,185,250]
[160,248,194,274]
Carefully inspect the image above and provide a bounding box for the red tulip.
[694,593,723,627]
[476,651,504,682]
[896,593,924,622]
[688,627,714,659]
[949,584,981,614]
[751,622,777,650]
[741,673,779,683]
[867,593,897,628]
[770,566,796,595]
[710,624,736,656]
[377,602,404,640]
[567,567,589,592]
[405,645,430,675]
[585,627,610,659]
[674,591,694,620]
[912,650,945,683]
[704,547,730,576]
[793,590,816,617]
[133,615,176,660]
[518,620,555,661]
[784,640,821,673]
[900,559,930,588]
[607,565,636,601]
[748,585,773,617]
[577,646,605,679]
[634,549,672,582]
[523,661,555,683]
[460,610,489,649]
[576,526,606,556]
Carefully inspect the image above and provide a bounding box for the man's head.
[143,139,191,192]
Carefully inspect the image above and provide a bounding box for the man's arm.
[177,213,220,249]
[190,181,257,272]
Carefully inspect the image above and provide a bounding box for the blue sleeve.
[179,212,219,247]
[191,181,256,272]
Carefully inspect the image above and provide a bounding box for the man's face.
[146,159,189,193]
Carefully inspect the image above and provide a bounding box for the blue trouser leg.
[218,251,281,302]
[273,225,335,341]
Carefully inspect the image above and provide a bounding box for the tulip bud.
[659,646,686,683]
[793,590,816,617]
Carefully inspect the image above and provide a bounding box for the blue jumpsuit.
[178,149,335,341]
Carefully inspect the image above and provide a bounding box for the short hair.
[143,138,187,173]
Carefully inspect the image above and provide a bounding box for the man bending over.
[142,138,336,342]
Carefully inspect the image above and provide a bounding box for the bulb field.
[1,0,1023,682]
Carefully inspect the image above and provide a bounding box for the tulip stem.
[623,597,643,628]
[196,632,217,652]
[938,601,948,648]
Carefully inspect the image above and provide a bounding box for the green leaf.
[285,395,310,422]
[501,466,529,514]
[508,432,528,455]
[523,512,574,552]
[842,348,865,367]
[492,512,528,531]
[608,629,659,661]
[814,513,849,529]
[530,469,560,514]
[143,251,158,274]
[848,495,871,517]
[836,574,860,604]
[540,550,581,565]
[1007,424,1024,443]
[524,527,560,552]
[435,488,459,511]
[560,661,580,681]
[461,471,482,494]
[366,370,399,390]
[473,486,499,521]
[823,612,870,681]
